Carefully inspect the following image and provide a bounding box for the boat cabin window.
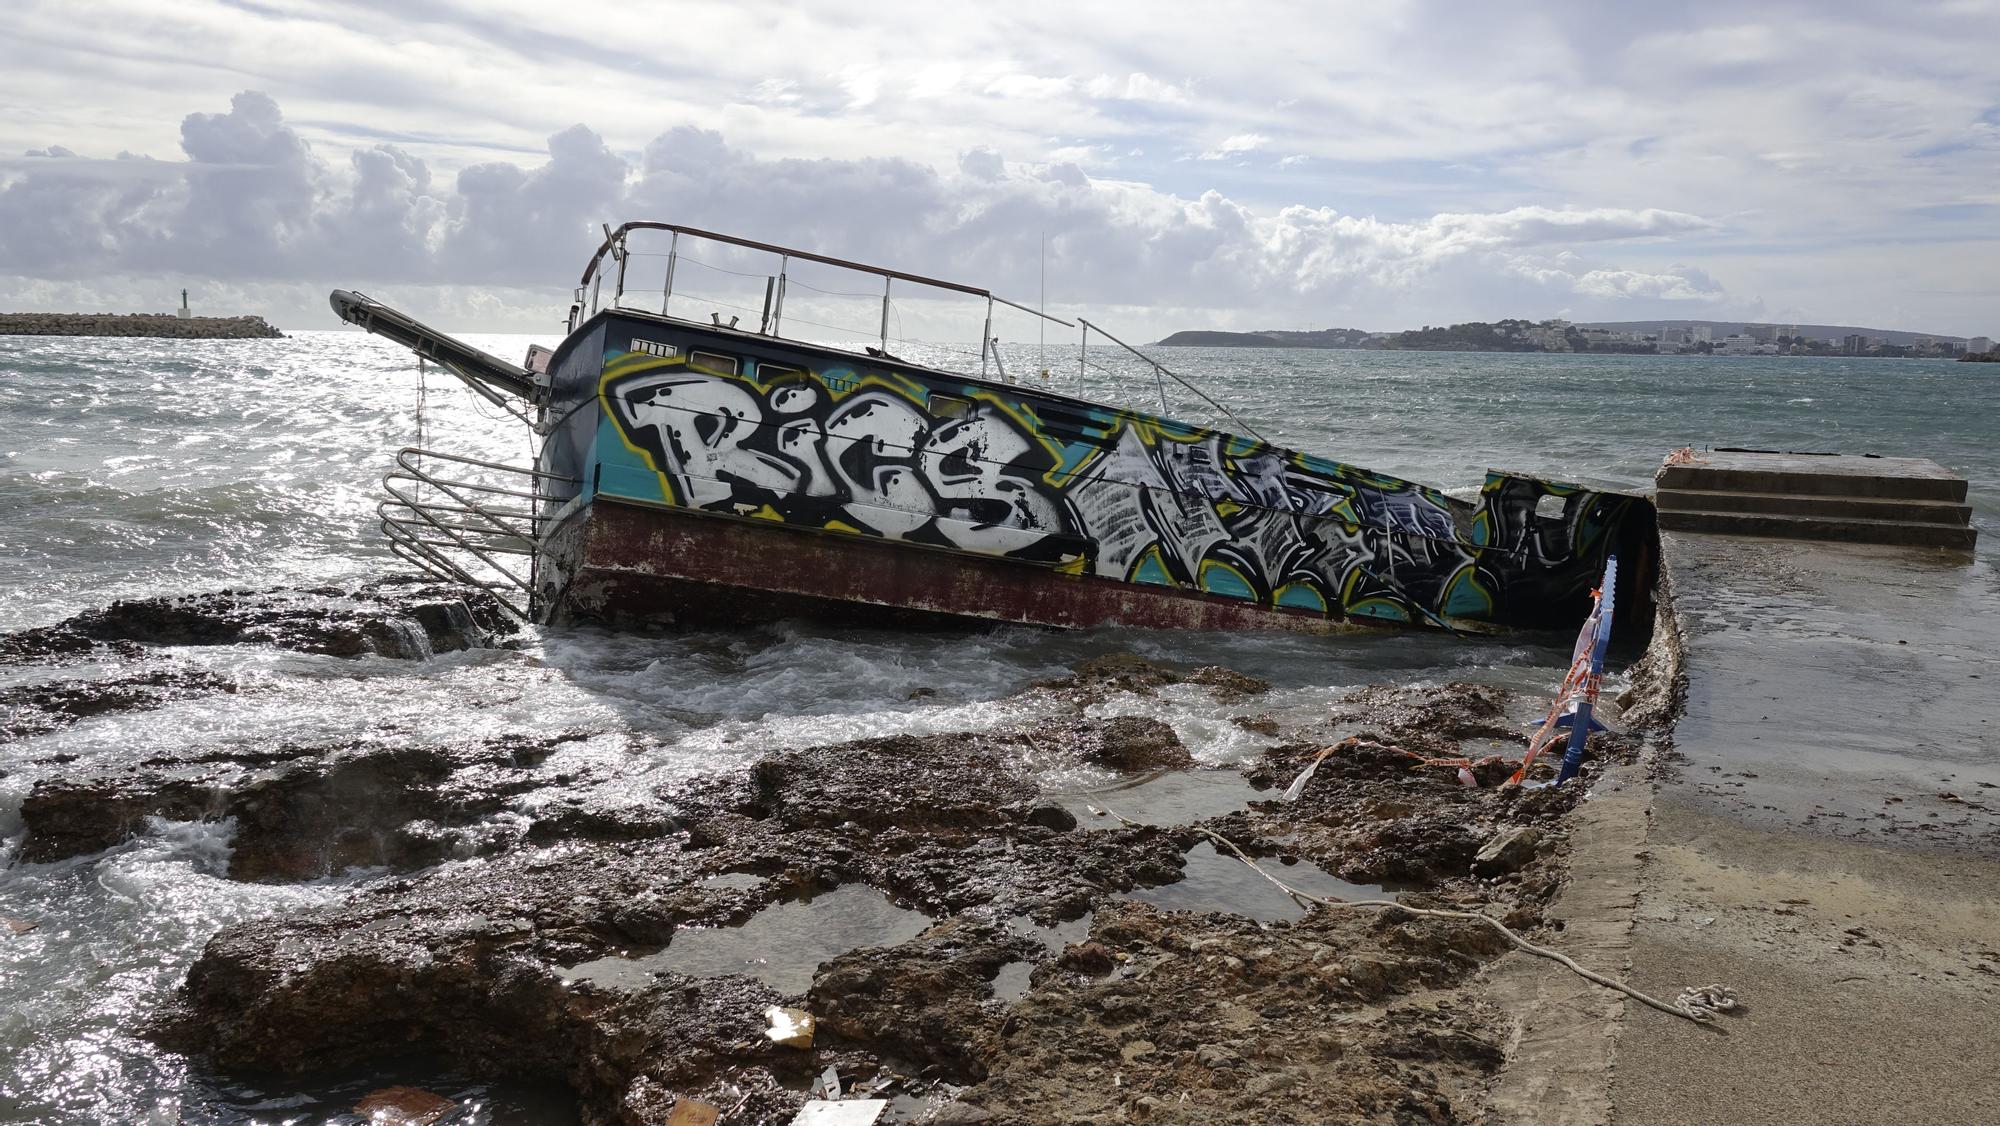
[757,363,805,381]
[628,338,677,359]
[1535,494,1568,522]
[929,394,973,420]
[689,350,739,375]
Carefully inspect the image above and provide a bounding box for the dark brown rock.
[0,581,515,664]
[809,915,1040,1081]
[18,732,591,874]
[1471,825,1545,876]
[1185,666,1272,701]
[1070,717,1192,772]
[0,668,236,744]
[1056,941,1116,975]
[1036,652,1182,697]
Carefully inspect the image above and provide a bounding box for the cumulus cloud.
[1198,133,1271,160]
[1505,254,1726,302]
[0,91,1732,332]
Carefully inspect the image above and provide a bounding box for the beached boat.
[333,222,1654,634]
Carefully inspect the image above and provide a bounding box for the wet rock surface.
[17,731,595,875]
[3,581,530,870]
[0,668,237,744]
[971,900,1510,1124]
[1055,715,1192,772]
[151,729,1189,1123]
[121,648,1615,1125]
[809,915,1042,1082]
[1221,680,1643,923]
[2,592,1627,1126]
[1307,680,1524,759]
[0,579,515,664]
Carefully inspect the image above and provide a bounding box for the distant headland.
[1158,318,1990,359]
[0,312,284,339]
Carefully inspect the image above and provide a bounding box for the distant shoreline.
[1156,324,1979,359]
[0,313,284,339]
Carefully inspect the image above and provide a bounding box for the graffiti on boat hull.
[598,347,1635,625]
[605,360,1085,564]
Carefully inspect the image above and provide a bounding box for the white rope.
[1105,809,1735,1025]
[1674,983,1739,1020]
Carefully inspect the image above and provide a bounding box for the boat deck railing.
[378,447,578,618]
[576,222,1072,380]
[573,220,1263,439]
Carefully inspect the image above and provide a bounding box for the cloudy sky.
[3,0,1997,338]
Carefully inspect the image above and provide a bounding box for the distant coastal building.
[1716,333,1778,356]
[1529,319,1572,350]
[1845,334,1870,355]
[175,289,192,320]
[1970,336,1995,355]
[1745,323,1779,343]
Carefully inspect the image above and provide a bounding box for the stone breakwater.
[0,312,284,338]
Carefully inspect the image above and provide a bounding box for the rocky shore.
[0,312,284,338]
[0,583,1672,1125]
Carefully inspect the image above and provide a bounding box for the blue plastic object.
[1556,555,1617,785]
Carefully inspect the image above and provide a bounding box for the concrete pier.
[1605,529,2000,1123]
[1656,449,1976,550]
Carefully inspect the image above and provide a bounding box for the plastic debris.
[666,1098,721,1125]
[764,1005,816,1049]
[354,1086,456,1126]
[813,1064,842,1099]
[1280,754,1324,802]
[789,1099,888,1125]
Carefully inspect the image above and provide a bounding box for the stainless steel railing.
[378,447,578,619]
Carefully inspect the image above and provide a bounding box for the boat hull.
[544,497,1377,633]
[524,309,1656,635]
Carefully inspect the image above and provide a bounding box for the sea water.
[2,332,1994,1122]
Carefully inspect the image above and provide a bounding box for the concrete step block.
[1655,488,1973,525]
[1657,508,1978,550]
[1656,464,1968,502]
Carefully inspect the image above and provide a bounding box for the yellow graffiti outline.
[959,389,1095,488]
[1197,557,1255,600]
[598,350,871,507]
[597,352,704,506]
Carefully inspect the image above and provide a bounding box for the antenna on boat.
[1039,231,1047,380]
